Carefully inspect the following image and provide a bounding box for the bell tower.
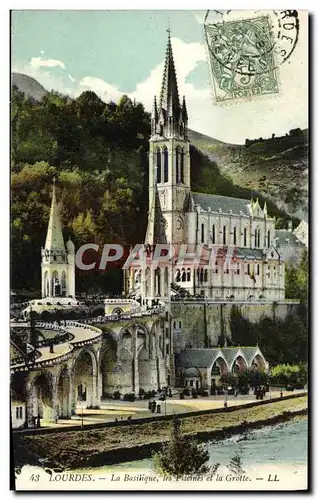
[41,179,75,298]
[146,31,191,246]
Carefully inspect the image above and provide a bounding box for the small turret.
[66,237,75,254]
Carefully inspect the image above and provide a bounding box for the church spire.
[159,30,180,119]
[44,178,65,251]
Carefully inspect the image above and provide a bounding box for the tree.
[227,449,246,475]
[285,249,308,302]
[152,417,213,480]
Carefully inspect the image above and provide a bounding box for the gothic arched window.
[181,268,186,282]
[268,229,271,247]
[254,228,258,248]
[212,224,216,244]
[223,226,227,245]
[176,146,180,183]
[201,223,205,243]
[244,228,247,247]
[233,226,237,245]
[163,147,169,183]
[199,268,204,283]
[156,148,161,183]
[211,364,220,376]
[175,269,181,282]
[204,269,208,282]
[187,268,191,281]
[180,148,184,183]
[257,229,261,248]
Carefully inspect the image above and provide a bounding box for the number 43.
[30,474,40,482]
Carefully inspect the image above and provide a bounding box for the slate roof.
[45,183,65,251]
[184,367,201,377]
[235,248,264,260]
[192,192,251,216]
[177,347,263,369]
[275,230,305,247]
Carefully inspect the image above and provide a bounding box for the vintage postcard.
[10,9,308,492]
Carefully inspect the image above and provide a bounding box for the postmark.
[204,10,299,102]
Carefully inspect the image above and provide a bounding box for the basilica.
[127,33,285,303]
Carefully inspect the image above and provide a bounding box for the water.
[16,418,308,490]
[106,417,308,471]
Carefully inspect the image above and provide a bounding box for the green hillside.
[190,129,308,222]
[11,75,305,294]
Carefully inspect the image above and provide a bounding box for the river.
[16,417,308,491]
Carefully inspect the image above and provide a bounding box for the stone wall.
[171,300,301,354]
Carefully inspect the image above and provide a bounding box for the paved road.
[41,390,306,429]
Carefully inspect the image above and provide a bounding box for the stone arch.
[163,146,168,182]
[100,335,118,397]
[176,145,180,183]
[211,356,228,377]
[44,270,49,297]
[156,147,162,183]
[71,349,97,410]
[61,271,67,297]
[56,365,71,418]
[231,354,248,374]
[155,268,161,296]
[180,148,184,183]
[51,270,60,297]
[117,328,134,393]
[164,266,169,291]
[251,353,266,371]
[112,307,124,316]
[31,371,54,423]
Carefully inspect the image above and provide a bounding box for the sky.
[11,10,308,144]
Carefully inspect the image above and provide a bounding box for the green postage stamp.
[205,16,279,102]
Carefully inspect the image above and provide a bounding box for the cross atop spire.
[44,179,65,251]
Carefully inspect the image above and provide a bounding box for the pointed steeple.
[182,95,188,122]
[152,95,158,122]
[159,30,180,119]
[263,201,268,217]
[44,178,65,251]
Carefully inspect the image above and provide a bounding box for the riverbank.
[13,395,307,470]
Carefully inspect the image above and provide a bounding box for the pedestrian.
[280,390,283,398]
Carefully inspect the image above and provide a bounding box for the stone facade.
[127,34,285,303]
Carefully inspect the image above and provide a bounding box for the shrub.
[123,393,135,402]
[183,388,190,396]
[192,390,198,399]
[113,391,121,400]
[153,417,211,479]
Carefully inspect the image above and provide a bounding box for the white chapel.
[41,180,75,298]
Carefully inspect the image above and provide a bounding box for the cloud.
[30,56,66,70]
[76,76,123,102]
[14,25,308,144]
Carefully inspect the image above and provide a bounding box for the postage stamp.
[205,16,279,102]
